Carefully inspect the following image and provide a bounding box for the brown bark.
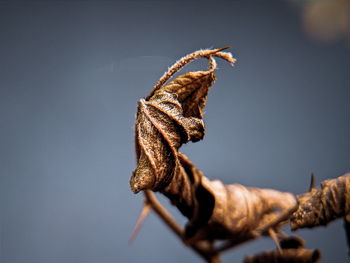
[291,173,350,230]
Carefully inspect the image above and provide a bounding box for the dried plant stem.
[129,202,152,243]
[144,190,183,237]
[215,236,256,254]
[146,47,235,100]
[145,189,254,258]
[144,190,219,263]
[143,189,287,261]
[268,228,282,252]
[291,173,350,230]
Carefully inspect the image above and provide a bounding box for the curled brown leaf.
[130,48,234,193]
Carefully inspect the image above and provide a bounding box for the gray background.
[1,0,350,262]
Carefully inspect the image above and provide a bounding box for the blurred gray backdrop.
[1,0,350,262]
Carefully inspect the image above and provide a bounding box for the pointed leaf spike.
[268,228,282,252]
[129,202,152,244]
[309,173,316,192]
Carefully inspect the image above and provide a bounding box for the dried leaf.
[130,79,209,193]
[185,174,297,242]
[144,147,298,245]
[130,48,234,193]
[129,48,316,263]
[153,70,215,119]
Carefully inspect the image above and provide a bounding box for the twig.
[144,190,183,237]
[144,190,218,263]
[146,47,235,100]
[129,201,152,243]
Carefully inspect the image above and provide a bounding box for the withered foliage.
[129,48,349,262]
